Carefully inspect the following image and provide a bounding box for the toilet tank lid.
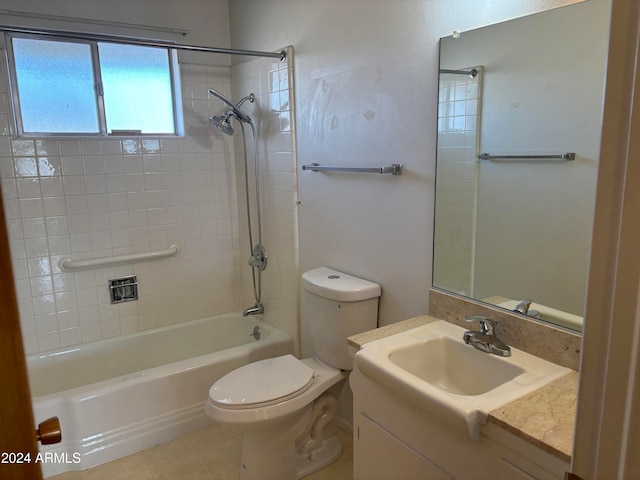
[302,267,381,302]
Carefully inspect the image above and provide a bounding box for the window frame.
[4,32,182,138]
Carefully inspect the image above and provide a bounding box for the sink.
[389,336,525,395]
[355,320,570,440]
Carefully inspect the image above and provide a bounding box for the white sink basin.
[355,320,570,440]
[389,336,525,395]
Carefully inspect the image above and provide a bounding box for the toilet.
[205,267,381,480]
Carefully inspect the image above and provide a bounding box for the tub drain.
[250,326,261,340]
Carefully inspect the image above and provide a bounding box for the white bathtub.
[27,314,292,477]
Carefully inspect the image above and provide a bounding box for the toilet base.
[239,428,343,480]
[238,415,343,480]
[296,435,342,479]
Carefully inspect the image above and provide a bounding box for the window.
[7,34,181,136]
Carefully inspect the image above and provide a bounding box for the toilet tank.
[302,267,381,370]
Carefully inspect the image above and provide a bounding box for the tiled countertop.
[347,315,577,462]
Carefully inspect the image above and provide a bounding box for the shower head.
[209,112,235,135]
[208,88,254,124]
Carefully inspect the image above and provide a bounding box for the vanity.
[345,1,607,477]
[348,314,577,480]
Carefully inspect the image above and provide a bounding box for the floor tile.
[50,423,353,480]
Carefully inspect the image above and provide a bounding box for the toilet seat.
[209,354,315,409]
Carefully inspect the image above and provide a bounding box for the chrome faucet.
[463,316,511,357]
[242,303,264,317]
[513,299,532,314]
[513,299,541,318]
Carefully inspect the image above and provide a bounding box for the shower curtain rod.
[0,25,286,61]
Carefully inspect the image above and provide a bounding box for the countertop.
[347,315,577,462]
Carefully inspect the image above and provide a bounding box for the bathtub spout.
[243,303,264,316]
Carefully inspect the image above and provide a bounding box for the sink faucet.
[463,316,511,357]
[513,299,532,314]
[512,299,541,319]
[242,303,264,317]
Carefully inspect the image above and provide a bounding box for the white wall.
[228,0,587,359]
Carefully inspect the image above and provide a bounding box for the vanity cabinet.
[351,363,569,480]
[481,423,569,480]
[356,413,452,480]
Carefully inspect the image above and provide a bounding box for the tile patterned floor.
[50,423,353,480]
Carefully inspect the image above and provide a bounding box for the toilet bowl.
[205,267,381,480]
[206,355,347,480]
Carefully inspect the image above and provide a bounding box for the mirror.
[433,1,610,332]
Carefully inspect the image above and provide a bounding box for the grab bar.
[59,245,179,271]
[478,153,575,161]
[302,163,403,175]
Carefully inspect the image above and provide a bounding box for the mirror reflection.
[433,1,610,332]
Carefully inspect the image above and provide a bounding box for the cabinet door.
[482,424,568,480]
[495,453,564,480]
[356,414,453,480]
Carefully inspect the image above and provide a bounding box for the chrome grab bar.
[478,152,575,161]
[302,163,403,175]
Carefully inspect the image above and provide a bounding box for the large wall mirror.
[433,0,610,333]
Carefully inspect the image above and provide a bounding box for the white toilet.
[205,267,381,480]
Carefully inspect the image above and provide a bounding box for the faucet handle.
[464,315,497,335]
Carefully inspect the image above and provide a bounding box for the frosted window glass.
[98,43,175,134]
[12,38,100,133]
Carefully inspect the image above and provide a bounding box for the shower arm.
[236,94,255,108]
[208,88,254,123]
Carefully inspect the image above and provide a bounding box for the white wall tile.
[61,157,84,175]
[59,141,82,157]
[433,72,481,297]
[231,50,300,353]
[1,57,298,354]
[83,155,105,174]
[59,327,82,348]
[36,331,61,352]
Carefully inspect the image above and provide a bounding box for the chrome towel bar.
[59,245,179,271]
[302,163,403,175]
[440,68,478,78]
[478,153,575,161]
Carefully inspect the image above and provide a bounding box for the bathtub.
[27,314,292,477]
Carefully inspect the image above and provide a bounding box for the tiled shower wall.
[0,58,252,354]
[230,48,299,352]
[433,68,481,297]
